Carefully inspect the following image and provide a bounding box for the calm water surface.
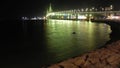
[0,20,111,68]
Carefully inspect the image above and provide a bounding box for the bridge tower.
[46,3,53,14]
[46,3,53,18]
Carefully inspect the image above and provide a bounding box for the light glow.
[78,15,87,19]
[46,13,55,17]
[107,16,120,20]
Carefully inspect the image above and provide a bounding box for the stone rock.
[48,64,60,68]
[107,54,120,65]
[58,61,79,68]
[82,61,92,68]
[74,55,87,66]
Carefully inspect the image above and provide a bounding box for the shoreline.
[45,40,120,68]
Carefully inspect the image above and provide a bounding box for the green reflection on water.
[44,19,111,62]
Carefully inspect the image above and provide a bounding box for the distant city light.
[22,16,46,20]
[78,15,87,19]
[89,9,92,11]
[107,15,120,20]
[81,9,84,12]
[85,8,88,11]
[31,17,37,20]
[92,7,95,10]
[22,17,29,20]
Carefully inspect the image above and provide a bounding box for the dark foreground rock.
[45,40,120,68]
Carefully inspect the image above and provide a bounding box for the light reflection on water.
[43,19,111,63]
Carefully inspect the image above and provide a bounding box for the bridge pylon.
[46,3,53,19]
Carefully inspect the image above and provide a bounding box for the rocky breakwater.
[46,40,120,68]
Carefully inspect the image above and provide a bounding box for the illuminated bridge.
[46,10,120,20]
[45,4,120,20]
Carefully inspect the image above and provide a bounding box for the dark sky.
[0,0,120,20]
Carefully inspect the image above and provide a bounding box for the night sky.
[0,0,120,20]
